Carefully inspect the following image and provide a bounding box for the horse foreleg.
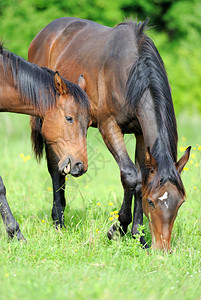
[131,135,149,248]
[50,172,66,228]
[46,146,66,228]
[117,189,133,235]
[0,176,25,240]
[132,183,149,248]
[98,118,138,239]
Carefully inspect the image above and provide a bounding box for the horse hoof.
[107,223,121,240]
[140,236,149,249]
[16,230,26,242]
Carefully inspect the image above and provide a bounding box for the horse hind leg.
[0,176,25,240]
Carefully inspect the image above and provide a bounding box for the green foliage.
[164,0,201,39]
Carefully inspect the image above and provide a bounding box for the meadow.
[0,112,200,300]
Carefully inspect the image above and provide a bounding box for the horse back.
[28,17,107,69]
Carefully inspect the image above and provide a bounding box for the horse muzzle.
[58,157,86,177]
[151,229,172,252]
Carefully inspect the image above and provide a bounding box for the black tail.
[30,116,44,161]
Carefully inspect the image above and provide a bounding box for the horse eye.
[65,116,73,123]
[147,198,154,207]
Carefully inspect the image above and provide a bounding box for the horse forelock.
[142,138,185,199]
[64,80,90,112]
[42,67,90,112]
[143,163,186,199]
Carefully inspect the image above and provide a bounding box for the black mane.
[126,20,185,195]
[0,44,89,112]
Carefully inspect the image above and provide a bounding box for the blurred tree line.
[0,0,200,114]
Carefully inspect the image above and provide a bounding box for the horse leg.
[51,172,66,228]
[117,189,133,236]
[0,176,25,240]
[46,147,66,228]
[131,135,149,248]
[98,118,138,239]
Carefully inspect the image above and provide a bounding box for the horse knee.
[121,166,138,189]
[119,211,132,226]
[134,183,142,197]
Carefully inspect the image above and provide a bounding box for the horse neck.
[136,89,177,162]
[0,63,46,118]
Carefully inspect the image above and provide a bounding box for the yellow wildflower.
[193,187,197,190]
[96,203,101,206]
[183,167,189,171]
[191,153,196,159]
[22,155,31,162]
[180,146,190,152]
[47,186,52,192]
[110,211,114,215]
[41,220,45,223]
[109,217,113,221]
[195,163,199,168]
[113,210,118,214]
[198,146,201,151]
[108,202,113,206]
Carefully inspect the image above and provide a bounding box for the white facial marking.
[159,191,169,208]
[158,191,168,201]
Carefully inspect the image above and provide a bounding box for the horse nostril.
[70,161,84,177]
[75,162,83,173]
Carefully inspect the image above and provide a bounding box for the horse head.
[142,146,191,251]
[42,72,90,177]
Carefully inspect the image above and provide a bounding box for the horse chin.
[70,168,87,178]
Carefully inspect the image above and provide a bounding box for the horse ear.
[145,147,157,170]
[78,74,86,91]
[176,146,191,174]
[54,71,69,95]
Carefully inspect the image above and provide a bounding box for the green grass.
[0,112,200,300]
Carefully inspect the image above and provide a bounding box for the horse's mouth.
[62,161,71,175]
[59,158,85,177]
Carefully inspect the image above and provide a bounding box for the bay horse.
[0,43,90,239]
[28,17,191,250]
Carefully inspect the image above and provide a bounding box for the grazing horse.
[28,18,190,250]
[0,43,90,239]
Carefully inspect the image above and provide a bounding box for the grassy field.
[0,112,200,300]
